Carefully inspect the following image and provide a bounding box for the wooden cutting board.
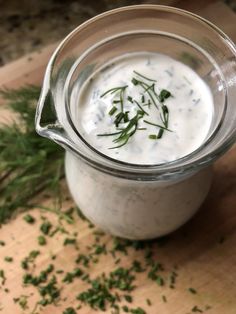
[0,1,236,314]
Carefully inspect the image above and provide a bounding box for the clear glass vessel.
[35,5,236,239]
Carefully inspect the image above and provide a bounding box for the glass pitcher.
[35,5,236,240]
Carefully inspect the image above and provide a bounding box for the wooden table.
[0,1,236,313]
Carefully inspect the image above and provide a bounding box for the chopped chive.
[157,128,164,139]
[146,298,152,306]
[149,134,157,140]
[127,96,133,103]
[109,106,118,116]
[188,288,197,294]
[141,95,145,103]
[38,235,47,246]
[23,214,35,224]
[159,89,171,103]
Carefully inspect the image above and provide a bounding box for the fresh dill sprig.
[0,86,65,223]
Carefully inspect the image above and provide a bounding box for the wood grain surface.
[0,1,236,314]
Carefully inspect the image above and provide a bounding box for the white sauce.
[65,52,214,239]
[77,52,214,164]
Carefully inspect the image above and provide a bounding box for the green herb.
[21,250,40,270]
[146,298,152,306]
[38,235,47,246]
[14,295,29,310]
[63,238,77,246]
[4,256,13,263]
[159,89,171,103]
[0,269,6,285]
[124,294,133,303]
[109,106,118,116]
[122,305,129,312]
[130,307,146,314]
[23,214,35,224]
[0,240,5,246]
[63,307,77,314]
[188,288,197,294]
[192,305,203,313]
[62,268,83,283]
[156,275,164,286]
[40,221,52,235]
[0,86,64,223]
[162,295,167,303]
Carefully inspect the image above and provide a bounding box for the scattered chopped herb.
[38,235,47,246]
[0,269,6,285]
[159,89,172,103]
[109,106,118,116]
[130,307,146,314]
[63,238,77,246]
[146,298,152,306]
[63,307,77,314]
[192,305,203,313]
[124,294,133,303]
[162,295,167,303]
[0,241,5,246]
[188,288,197,294]
[4,256,13,263]
[23,214,35,224]
[40,221,52,235]
[122,305,129,312]
[14,295,29,310]
[156,275,164,286]
[62,268,83,283]
[21,250,40,270]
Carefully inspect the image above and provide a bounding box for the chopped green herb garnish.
[188,288,197,294]
[38,235,47,246]
[124,294,133,303]
[63,307,77,314]
[192,305,203,313]
[149,134,158,140]
[109,106,118,116]
[63,238,77,246]
[159,89,172,102]
[0,241,5,246]
[4,256,13,263]
[0,269,6,285]
[146,298,152,306]
[23,214,35,224]
[130,307,146,314]
[40,221,52,235]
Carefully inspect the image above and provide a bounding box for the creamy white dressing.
[65,52,214,239]
[77,52,214,164]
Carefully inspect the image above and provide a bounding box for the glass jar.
[35,5,236,239]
